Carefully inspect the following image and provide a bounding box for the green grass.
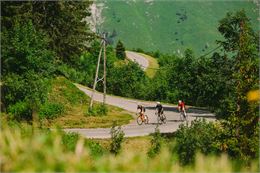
[38,77,133,128]
[1,125,259,172]
[99,0,258,55]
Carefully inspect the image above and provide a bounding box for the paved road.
[125,51,149,70]
[64,85,215,139]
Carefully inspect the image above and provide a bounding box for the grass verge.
[1,125,258,172]
[2,76,133,128]
[138,52,159,78]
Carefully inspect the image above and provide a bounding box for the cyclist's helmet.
[178,100,182,104]
[157,101,160,105]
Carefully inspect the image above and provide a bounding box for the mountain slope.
[98,0,258,55]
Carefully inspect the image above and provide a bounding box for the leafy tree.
[217,10,259,160]
[107,61,147,98]
[1,1,93,65]
[173,119,220,165]
[115,40,126,60]
[1,20,54,121]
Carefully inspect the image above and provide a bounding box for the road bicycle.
[155,111,166,124]
[180,109,188,122]
[136,113,149,125]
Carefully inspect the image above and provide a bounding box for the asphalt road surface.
[64,85,215,139]
[125,51,149,70]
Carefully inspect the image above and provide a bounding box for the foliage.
[85,104,108,117]
[107,61,148,99]
[115,40,126,60]
[110,123,125,155]
[217,119,259,162]
[1,1,93,64]
[147,127,163,158]
[7,101,32,121]
[39,102,65,120]
[1,124,259,172]
[1,20,54,120]
[85,140,105,158]
[61,132,80,152]
[217,10,259,160]
[173,119,220,165]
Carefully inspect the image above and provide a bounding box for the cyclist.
[178,100,187,118]
[155,102,164,117]
[137,104,146,121]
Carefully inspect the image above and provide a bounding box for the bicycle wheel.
[144,115,149,124]
[184,112,188,122]
[161,114,166,124]
[180,112,184,121]
[137,116,143,125]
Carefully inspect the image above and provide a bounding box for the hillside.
[39,77,133,128]
[96,0,258,55]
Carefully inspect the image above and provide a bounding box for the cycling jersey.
[137,105,146,112]
[156,104,163,113]
[178,102,185,109]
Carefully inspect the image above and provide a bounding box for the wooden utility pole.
[89,34,107,108]
[103,37,107,105]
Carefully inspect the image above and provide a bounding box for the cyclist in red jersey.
[178,100,187,119]
[178,100,186,112]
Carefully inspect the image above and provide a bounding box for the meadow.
[100,0,258,55]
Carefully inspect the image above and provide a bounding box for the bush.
[85,140,104,158]
[173,119,219,165]
[61,132,80,151]
[85,104,108,117]
[57,64,85,84]
[110,123,125,155]
[7,101,32,121]
[39,102,65,119]
[61,131,104,158]
[147,127,163,158]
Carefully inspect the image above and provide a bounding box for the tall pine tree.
[116,40,126,60]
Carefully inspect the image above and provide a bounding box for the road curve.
[64,84,215,139]
[125,51,149,70]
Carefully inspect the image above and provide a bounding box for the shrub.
[57,64,85,84]
[39,102,65,119]
[115,40,126,60]
[147,126,163,158]
[85,104,108,117]
[61,131,104,157]
[110,123,125,155]
[7,101,32,121]
[85,140,104,158]
[61,132,80,151]
[172,119,219,165]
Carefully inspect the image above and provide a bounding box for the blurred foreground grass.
[0,123,258,172]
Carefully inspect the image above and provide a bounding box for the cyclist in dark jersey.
[156,102,164,116]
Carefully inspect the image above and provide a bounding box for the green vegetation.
[1,0,258,171]
[147,127,162,158]
[100,0,258,55]
[85,104,108,117]
[1,124,259,172]
[110,124,125,155]
[1,1,93,122]
[39,77,133,128]
[138,52,159,78]
[116,40,126,60]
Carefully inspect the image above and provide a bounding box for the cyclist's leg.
[141,111,144,121]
